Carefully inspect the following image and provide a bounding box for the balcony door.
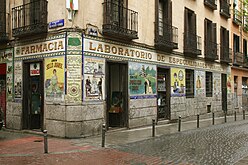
[204,19,217,60]
[109,0,125,28]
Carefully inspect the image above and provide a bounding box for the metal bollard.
[212,112,215,125]
[234,111,237,121]
[243,110,246,120]
[102,123,106,147]
[152,119,155,137]
[178,116,181,132]
[197,114,199,128]
[43,130,48,154]
[224,111,227,123]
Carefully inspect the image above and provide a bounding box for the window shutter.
[184,8,188,34]
[212,23,217,57]
[168,0,172,25]
[212,23,217,43]
[192,12,197,35]
[204,19,208,56]
[226,30,229,54]
[220,27,223,58]
[0,0,6,33]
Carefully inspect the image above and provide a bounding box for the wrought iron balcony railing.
[12,0,48,37]
[102,1,138,40]
[0,12,9,43]
[204,0,217,10]
[184,32,202,56]
[205,40,218,61]
[220,0,230,18]
[233,9,242,25]
[155,21,178,52]
[220,44,232,63]
[233,52,244,66]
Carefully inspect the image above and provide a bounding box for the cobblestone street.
[2,118,248,164]
[115,120,248,165]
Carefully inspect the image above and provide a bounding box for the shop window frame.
[186,69,194,98]
[206,71,213,97]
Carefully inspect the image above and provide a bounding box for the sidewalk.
[71,114,245,147]
[1,113,248,165]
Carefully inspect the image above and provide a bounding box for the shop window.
[242,77,248,94]
[186,69,194,98]
[206,72,213,97]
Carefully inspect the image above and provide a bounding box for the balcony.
[243,56,248,68]
[184,32,201,57]
[233,9,242,25]
[0,12,9,43]
[220,44,232,63]
[102,1,138,40]
[205,40,218,61]
[155,21,178,52]
[220,0,230,18]
[12,0,48,38]
[233,52,244,66]
[204,0,217,10]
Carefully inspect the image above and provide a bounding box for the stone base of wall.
[45,103,104,138]
[6,102,22,130]
[129,98,156,128]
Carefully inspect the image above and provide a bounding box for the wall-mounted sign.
[15,38,65,57]
[49,19,64,29]
[30,63,40,76]
[84,38,225,72]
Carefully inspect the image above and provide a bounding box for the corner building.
[0,0,234,137]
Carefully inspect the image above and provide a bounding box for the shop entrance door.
[221,74,227,112]
[0,64,6,127]
[23,62,44,130]
[157,68,170,120]
[107,62,128,128]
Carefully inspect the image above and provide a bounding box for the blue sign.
[49,19,64,29]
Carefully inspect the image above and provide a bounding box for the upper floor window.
[233,34,240,53]
[204,19,217,60]
[220,0,230,18]
[233,34,243,66]
[155,0,178,51]
[102,0,138,40]
[12,0,48,37]
[204,0,217,10]
[233,0,242,24]
[220,27,230,63]
[184,8,201,56]
[244,39,247,56]
[0,0,6,38]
